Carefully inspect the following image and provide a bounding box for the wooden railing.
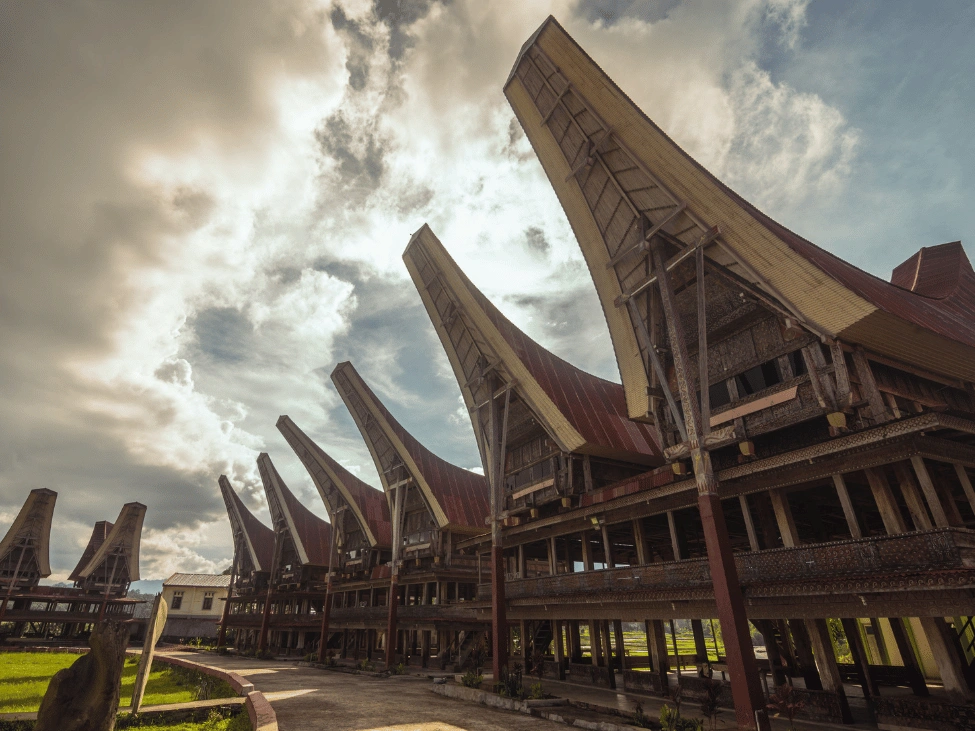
[503,528,975,600]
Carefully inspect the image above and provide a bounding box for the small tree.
[767,683,806,731]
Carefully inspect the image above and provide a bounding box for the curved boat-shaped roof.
[404,224,661,465]
[330,361,489,533]
[277,416,392,548]
[0,488,56,582]
[218,475,274,573]
[257,452,331,567]
[69,503,145,582]
[504,16,975,415]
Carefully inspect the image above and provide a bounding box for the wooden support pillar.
[614,620,626,671]
[894,463,934,531]
[421,629,430,668]
[591,620,603,666]
[548,536,557,575]
[633,519,647,564]
[666,511,681,560]
[865,467,907,534]
[887,618,928,697]
[788,619,823,691]
[570,621,582,663]
[646,619,670,694]
[581,531,594,571]
[918,616,974,702]
[601,523,614,569]
[769,489,799,547]
[520,619,529,664]
[954,463,975,517]
[691,619,708,664]
[602,619,617,689]
[739,495,760,551]
[911,456,951,528]
[831,474,862,539]
[807,619,854,724]
[841,618,879,699]
[553,619,566,680]
[517,544,525,578]
[755,620,787,687]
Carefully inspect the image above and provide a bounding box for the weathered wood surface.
[131,593,168,713]
[35,620,129,731]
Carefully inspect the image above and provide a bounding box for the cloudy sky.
[1,0,972,590]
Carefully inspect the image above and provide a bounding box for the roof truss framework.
[72,502,146,589]
[331,363,446,529]
[218,475,272,575]
[0,488,56,588]
[258,453,312,568]
[277,415,390,550]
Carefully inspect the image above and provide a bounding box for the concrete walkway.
[161,651,563,731]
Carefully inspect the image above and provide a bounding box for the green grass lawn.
[0,653,235,713]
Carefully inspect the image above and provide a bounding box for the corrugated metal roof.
[277,415,392,547]
[332,362,491,530]
[163,573,231,588]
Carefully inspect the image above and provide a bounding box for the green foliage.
[323,650,338,667]
[460,670,483,688]
[632,702,653,729]
[660,683,705,731]
[699,665,723,731]
[392,662,406,675]
[116,708,248,730]
[357,659,375,672]
[494,663,524,699]
[528,682,543,700]
[827,618,852,663]
[767,683,806,731]
[303,652,317,663]
[0,652,235,713]
[254,649,273,660]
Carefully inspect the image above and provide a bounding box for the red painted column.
[257,589,273,653]
[385,577,399,668]
[698,489,768,730]
[491,544,508,679]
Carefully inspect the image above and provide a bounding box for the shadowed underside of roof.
[218,475,274,573]
[258,453,331,567]
[69,502,146,582]
[0,488,57,579]
[405,225,661,464]
[277,415,392,547]
[503,16,975,388]
[331,361,490,531]
[68,521,112,581]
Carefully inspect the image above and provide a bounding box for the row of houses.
[217,22,975,731]
[0,491,146,640]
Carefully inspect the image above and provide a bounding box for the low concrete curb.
[432,683,646,731]
[153,653,254,695]
[246,690,279,731]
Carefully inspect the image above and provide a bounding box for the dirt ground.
[165,652,564,731]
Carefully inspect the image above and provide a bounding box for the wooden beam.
[739,495,760,551]
[893,462,933,531]
[852,347,889,424]
[864,467,907,534]
[667,511,682,560]
[697,245,710,437]
[604,202,687,269]
[632,519,647,565]
[830,340,852,409]
[626,298,687,441]
[831,474,862,539]
[954,463,975,517]
[769,489,799,547]
[617,226,719,304]
[910,456,950,528]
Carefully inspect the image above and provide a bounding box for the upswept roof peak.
[0,488,57,580]
[330,360,489,533]
[504,16,975,393]
[276,415,392,548]
[218,475,274,574]
[69,502,146,582]
[403,224,661,465]
[257,452,331,567]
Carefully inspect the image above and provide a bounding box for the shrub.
[767,683,806,731]
[357,659,375,672]
[529,682,543,700]
[255,649,273,660]
[494,663,524,699]
[633,702,653,729]
[699,665,723,731]
[460,670,483,688]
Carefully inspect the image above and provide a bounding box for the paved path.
[162,652,563,731]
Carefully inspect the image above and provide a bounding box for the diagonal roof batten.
[218,475,274,573]
[504,16,975,391]
[277,415,392,548]
[403,225,662,465]
[331,360,490,533]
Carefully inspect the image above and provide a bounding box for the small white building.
[161,573,231,641]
